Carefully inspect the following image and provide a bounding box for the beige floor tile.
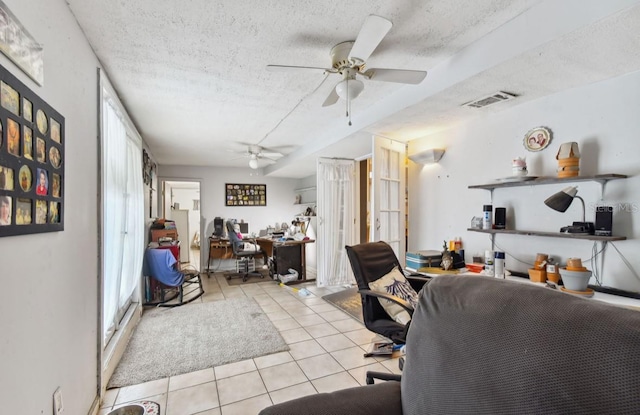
[320,310,353,322]
[293,314,326,327]
[285,305,317,316]
[165,381,218,415]
[220,394,273,415]
[271,317,301,331]
[252,294,276,305]
[214,359,257,380]
[311,371,360,393]
[343,328,384,345]
[259,303,285,313]
[194,408,221,415]
[348,363,392,386]
[115,378,169,405]
[253,351,293,369]
[299,297,326,305]
[380,358,403,375]
[315,333,358,352]
[296,354,344,380]
[259,361,308,392]
[330,319,365,332]
[308,303,338,313]
[268,382,317,405]
[287,339,326,360]
[217,371,267,406]
[304,322,340,338]
[101,388,118,408]
[279,327,312,344]
[331,346,378,370]
[267,310,291,321]
[169,367,215,392]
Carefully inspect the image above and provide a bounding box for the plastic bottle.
[484,250,495,276]
[494,251,505,278]
[483,205,493,230]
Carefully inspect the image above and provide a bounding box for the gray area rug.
[108,297,289,388]
[323,287,364,323]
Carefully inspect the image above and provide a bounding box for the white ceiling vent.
[463,91,517,108]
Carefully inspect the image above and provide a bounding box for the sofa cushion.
[369,266,419,324]
[401,276,640,415]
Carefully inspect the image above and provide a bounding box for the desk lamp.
[544,186,594,234]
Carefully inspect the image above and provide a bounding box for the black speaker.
[595,205,613,236]
[494,207,506,229]
[213,217,224,237]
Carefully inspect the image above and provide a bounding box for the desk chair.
[144,248,204,307]
[225,220,266,282]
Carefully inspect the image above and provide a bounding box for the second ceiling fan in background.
[267,15,428,125]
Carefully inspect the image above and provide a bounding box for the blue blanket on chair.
[144,248,184,287]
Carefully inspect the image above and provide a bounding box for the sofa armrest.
[359,289,414,316]
[258,381,402,415]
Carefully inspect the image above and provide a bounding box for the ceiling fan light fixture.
[248,156,259,169]
[335,78,364,100]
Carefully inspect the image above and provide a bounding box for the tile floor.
[100,273,401,415]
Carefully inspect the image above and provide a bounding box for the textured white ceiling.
[65,0,640,177]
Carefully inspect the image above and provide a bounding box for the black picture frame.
[0,63,64,236]
[225,183,266,206]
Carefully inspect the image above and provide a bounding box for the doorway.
[161,180,202,271]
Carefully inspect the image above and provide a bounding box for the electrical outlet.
[53,387,64,414]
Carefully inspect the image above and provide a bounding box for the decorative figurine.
[441,240,453,271]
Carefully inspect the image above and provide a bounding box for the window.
[100,75,144,346]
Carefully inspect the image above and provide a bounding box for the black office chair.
[225,220,266,282]
[346,241,432,383]
[346,241,431,343]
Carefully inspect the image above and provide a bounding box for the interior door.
[371,136,406,264]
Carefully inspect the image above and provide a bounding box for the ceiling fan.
[267,15,427,124]
[228,144,284,169]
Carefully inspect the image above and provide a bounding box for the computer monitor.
[238,222,249,234]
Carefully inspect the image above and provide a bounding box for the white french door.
[370,136,406,264]
[316,158,356,287]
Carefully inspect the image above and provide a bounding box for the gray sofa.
[259,276,640,415]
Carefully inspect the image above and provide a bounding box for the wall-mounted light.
[408,148,445,164]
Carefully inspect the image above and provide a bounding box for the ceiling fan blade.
[362,68,427,84]
[322,87,339,107]
[348,15,392,63]
[262,156,278,163]
[266,64,332,74]
[261,152,283,158]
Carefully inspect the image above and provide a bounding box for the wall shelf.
[294,202,316,206]
[468,174,627,190]
[467,228,626,242]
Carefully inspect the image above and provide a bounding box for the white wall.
[158,165,300,269]
[408,70,640,293]
[0,0,101,413]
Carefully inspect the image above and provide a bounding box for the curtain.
[102,89,144,345]
[316,158,356,287]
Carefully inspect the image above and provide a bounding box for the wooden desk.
[256,237,315,283]
[207,238,234,276]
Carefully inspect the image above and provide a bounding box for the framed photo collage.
[225,183,266,206]
[0,63,64,237]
